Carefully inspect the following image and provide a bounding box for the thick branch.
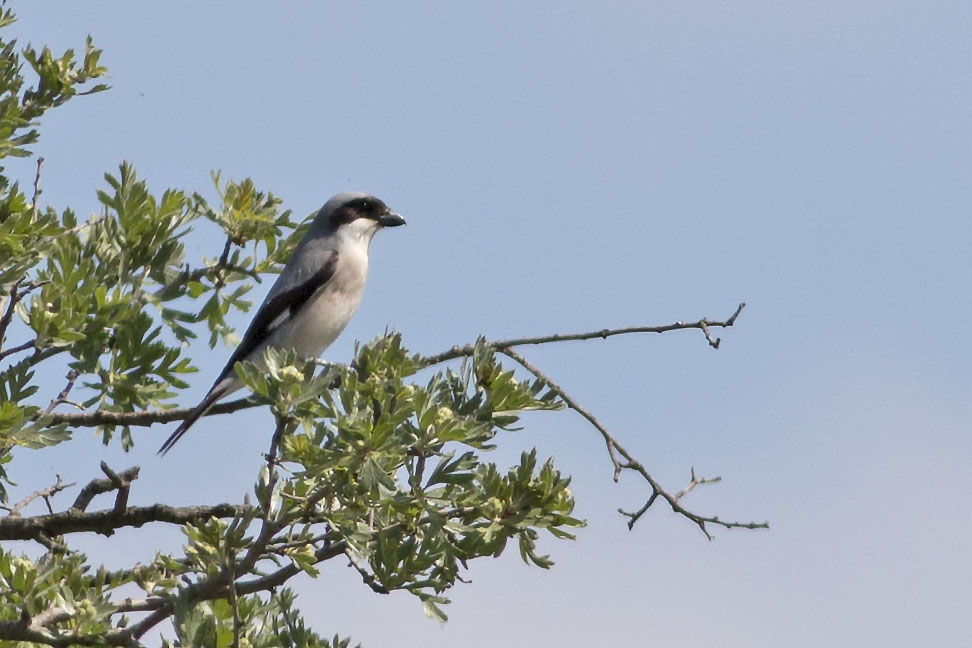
[72,463,139,512]
[0,502,254,541]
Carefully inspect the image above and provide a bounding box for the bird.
[158,191,406,454]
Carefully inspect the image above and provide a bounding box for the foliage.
[0,11,583,646]
[0,10,760,647]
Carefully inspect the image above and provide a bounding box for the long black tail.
[158,384,230,455]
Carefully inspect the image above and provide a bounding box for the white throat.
[340,218,381,248]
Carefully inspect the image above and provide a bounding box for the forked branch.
[500,336,767,539]
[0,463,255,543]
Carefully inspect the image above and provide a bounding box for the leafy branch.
[0,9,767,643]
[33,305,761,541]
[44,306,745,429]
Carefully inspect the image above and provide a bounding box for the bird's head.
[314,192,406,243]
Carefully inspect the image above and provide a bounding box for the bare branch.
[0,605,130,648]
[2,475,75,517]
[0,620,139,647]
[420,303,747,367]
[0,338,35,361]
[673,467,722,501]
[113,597,164,614]
[30,607,72,630]
[46,369,80,414]
[500,346,767,539]
[72,464,140,512]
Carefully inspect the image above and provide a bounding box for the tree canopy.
[0,11,762,647]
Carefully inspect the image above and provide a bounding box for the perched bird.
[158,192,406,454]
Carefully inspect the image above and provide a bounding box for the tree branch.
[499,346,767,539]
[43,306,746,433]
[0,502,255,541]
[0,338,35,361]
[236,418,287,575]
[47,396,256,428]
[0,277,25,353]
[0,279,51,361]
[344,548,388,594]
[419,302,746,366]
[46,369,80,414]
[71,463,140,512]
[32,156,44,215]
[2,475,75,517]
[121,540,347,642]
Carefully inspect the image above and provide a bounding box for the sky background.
[5,2,972,646]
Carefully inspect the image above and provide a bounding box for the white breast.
[269,233,370,359]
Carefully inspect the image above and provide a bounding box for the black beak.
[378,211,406,227]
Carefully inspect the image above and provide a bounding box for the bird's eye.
[360,200,371,210]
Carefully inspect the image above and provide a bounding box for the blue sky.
[6,3,972,646]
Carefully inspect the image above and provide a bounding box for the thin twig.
[420,303,747,366]
[236,418,287,576]
[52,215,107,239]
[226,552,242,648]
[2,475,75,517]
[0,277,25,351]
[121,540,347,643]
[0,338,36,362]
[40,309,745,431]
[46,369,80,414]
[32,157,44,215]
[265,533,332,554]
[214,236,233,289]
[345,548,388,594]
[673,467,722,501]
[0,279,49,358]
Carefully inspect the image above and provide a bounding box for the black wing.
[214,250,339,384]
[158,250,338,455]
